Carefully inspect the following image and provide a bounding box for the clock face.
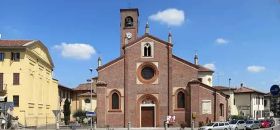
[126,32,132,39]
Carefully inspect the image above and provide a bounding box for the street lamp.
[87,68,93,130]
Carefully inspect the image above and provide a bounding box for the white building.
[215,84,266,120]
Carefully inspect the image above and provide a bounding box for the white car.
[229,120,246,130]
[199,122,231,130]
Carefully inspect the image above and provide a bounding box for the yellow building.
[0,40,59,127]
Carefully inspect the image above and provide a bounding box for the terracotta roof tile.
[0,40,33,47]
[214,86,236,90]
[74,81,97,93]
[234,86,265,94]
[78,92,97,96]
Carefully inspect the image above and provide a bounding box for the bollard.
[191,120,194,130]
[164,121,168,130]
[128,122,131,130]
[93,121,97,130]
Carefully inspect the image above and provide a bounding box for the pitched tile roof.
[0,40,33,47]
[234,86,265,94]
[214,86,236,90]
[172,55,214,72]
[74,81,97,92]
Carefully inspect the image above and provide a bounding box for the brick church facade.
[96,8,228,128]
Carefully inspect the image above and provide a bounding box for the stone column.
[96,81,107,128]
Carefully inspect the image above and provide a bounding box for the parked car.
[199,122,231,130]
[229,120,246,130]
[260,120,271,128]
[245,120,260,130]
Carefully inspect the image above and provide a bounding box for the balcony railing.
[0,84,7,92]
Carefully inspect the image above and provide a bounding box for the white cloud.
[149,8,185,26]
[247,65,266,73]
[215,38,229,45]
[204,63,216,70]
[54,43,96,60]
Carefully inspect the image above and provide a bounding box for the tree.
[63,98,71,125]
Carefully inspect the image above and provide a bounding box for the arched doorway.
[139,95,158,127]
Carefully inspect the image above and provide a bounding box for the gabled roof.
[234,86,265,94]
[214,86,236,91]
[0,40,34,47]
[172,55,214,72]
[188,80,230,98]
[123,34,173,49]
[0,40,54,67]
[74,82,96,91]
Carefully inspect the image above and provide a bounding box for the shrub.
[73,110,87,123]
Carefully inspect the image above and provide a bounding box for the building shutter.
[13,73,20,85]
[0,73,3,90]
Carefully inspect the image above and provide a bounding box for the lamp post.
[88,68,93,130]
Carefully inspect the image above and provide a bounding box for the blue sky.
[0,0,280,92]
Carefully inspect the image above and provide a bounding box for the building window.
[137,62,159,84]
[177,91,185,108]
[220,104,224,116]
[264,99,267,107]
[13,95,19,107]
[143,43,152,57]
[112,92,120,109]
[13,73,20,85]
[85,98,91,103]
[11,52,20,61]
[0,52,4,61]
[125,16,133,27]
[0,73,3,90]
[141,66,155,80]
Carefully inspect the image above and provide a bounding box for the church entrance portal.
[140,98,156,127]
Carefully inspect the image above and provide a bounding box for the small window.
[13,95,19,107]
[112,92,120,109]
[125,16,133,27]
[11,52,20,61]
[234,98,235,105]
[264,100,267,107]
[220,103,224,116]
[13,73,20,85]
[0,52,4,61]
[177,91,185,108]
[85,98,91,103]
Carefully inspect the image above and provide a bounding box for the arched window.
[144,43,152,57]
[177,91,185,108]
[84,98,91,103]
[112,92,120,109]
[125,16,133,27]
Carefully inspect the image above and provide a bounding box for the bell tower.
[120,8,139,55]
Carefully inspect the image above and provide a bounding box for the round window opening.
[141,66,155,80]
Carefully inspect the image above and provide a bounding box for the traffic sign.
[86,111,96,117]
[270,85,280,96]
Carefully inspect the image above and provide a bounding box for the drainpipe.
[250,93,252,119]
